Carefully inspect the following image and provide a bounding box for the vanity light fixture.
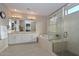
[27,16,36,20]
[11,15,23,19]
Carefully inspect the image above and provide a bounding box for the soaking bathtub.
[38,34,68,55]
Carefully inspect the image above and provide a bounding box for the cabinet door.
[22,34,33,42]
[15,34,22,43]
[8,34,16,44]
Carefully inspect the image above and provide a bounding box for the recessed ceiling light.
[14,9,17,11]
[27,16,36,20]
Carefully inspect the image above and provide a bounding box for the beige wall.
[0,4,8,53]
[36,16,48,35]
[31,22,36,32]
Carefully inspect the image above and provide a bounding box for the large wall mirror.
[8,19,36,33]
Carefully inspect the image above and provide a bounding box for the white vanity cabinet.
[8,32,37,44]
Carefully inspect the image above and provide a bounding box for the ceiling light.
[11,15,23,19]
[27,16,36,20]
[14,9,17,11]
[30,11,36,14]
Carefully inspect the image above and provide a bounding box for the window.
[68,5,79,14]
[50,17,57,24]
[49,17,57,32]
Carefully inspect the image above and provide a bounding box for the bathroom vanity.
[8,32,37,44]
[8,18,37,44]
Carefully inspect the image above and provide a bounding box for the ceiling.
[5,3,66,16]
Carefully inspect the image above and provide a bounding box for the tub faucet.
[64,32,68,38]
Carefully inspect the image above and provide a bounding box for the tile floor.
[0,43,56,56]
